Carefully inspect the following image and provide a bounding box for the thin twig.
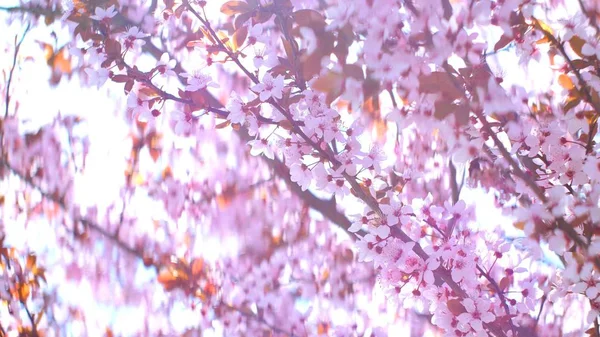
[4,24,30,119]
[534,295,546,328]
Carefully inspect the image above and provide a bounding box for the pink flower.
[572,263,600,299]
[181,72,220,92]
[380,198,412,227]
[457,298,495,333]
[450,250,476,283]
[289,163,312,191]
[584,156,600,182]
[226,92,247,124]
[252,73,284,102]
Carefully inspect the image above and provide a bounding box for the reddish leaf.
[363,77,380,100]
[343,64,364,80]
[446,299,466,315]
[563,96,581,112]
[293,9,326,30]
[191,258,205,277]
[558,74,574,90]
[494,35,513,52]
[279,119,294,131]
[571,59,591,70]
[18,283,30,301]
[111,74,130,83]
[220,1,251,16]
[419,72,462,99]
[189,90,207,110]
[499,276,511,291]
[174,4,185,18]
[215,120,231,129]
[26,254,36,270]
[232,25,248,51]
[234,10,254,30]
[434,100,457,120]
[252,10,272,24]
[312,70,345,105]
[570,36,586,58]
[104,39,121,58]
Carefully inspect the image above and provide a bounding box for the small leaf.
[534,18,554,35]
[26,254,36,270]
[499,276,511,291]
[563,96,581,112]
[572,59,591,70]
[570,36,586,58]
[419,72,462,99]
[292,9,326,29]
[104,39,122,58]
[343,64,364,80]
[124,80,134,95]
[279,119,294,131]
[18,283,30,301]
[231,25,248,51]
[494,35,513,52]
[311,70,345,105]
[215,120,231,129]
[191,258,205,277]
[317,322,329,334]
[558,74,574,90]
[234,11,254,30]
[111,74,130,83]
[446,299,466,315]
[220,1,251,16]
[174,4,185,18]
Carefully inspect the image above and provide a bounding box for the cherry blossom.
[181,72,220,91]
[89,5,117,21]
[5,0,600,336]
[156,53,177,78]
[457,297,496,334]
[248,138,275,159]
[252,72,284,102]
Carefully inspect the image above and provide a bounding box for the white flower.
[156,53,177,77]
[582,39,600,60]
[85,67,109,88]
[226,92,247,124]
[253,48,279,69]
[171,111,193,135]
[290,163,312,191]
[584,156,600,182]
[90,5,117,21]
[60,1,75,22]
[252,73,284,102]
[181,72,220,92]
[248,138,274,159]
[127,92,152,122]
[122,26,149,49]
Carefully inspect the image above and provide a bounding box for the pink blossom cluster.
[3,0,600,336]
